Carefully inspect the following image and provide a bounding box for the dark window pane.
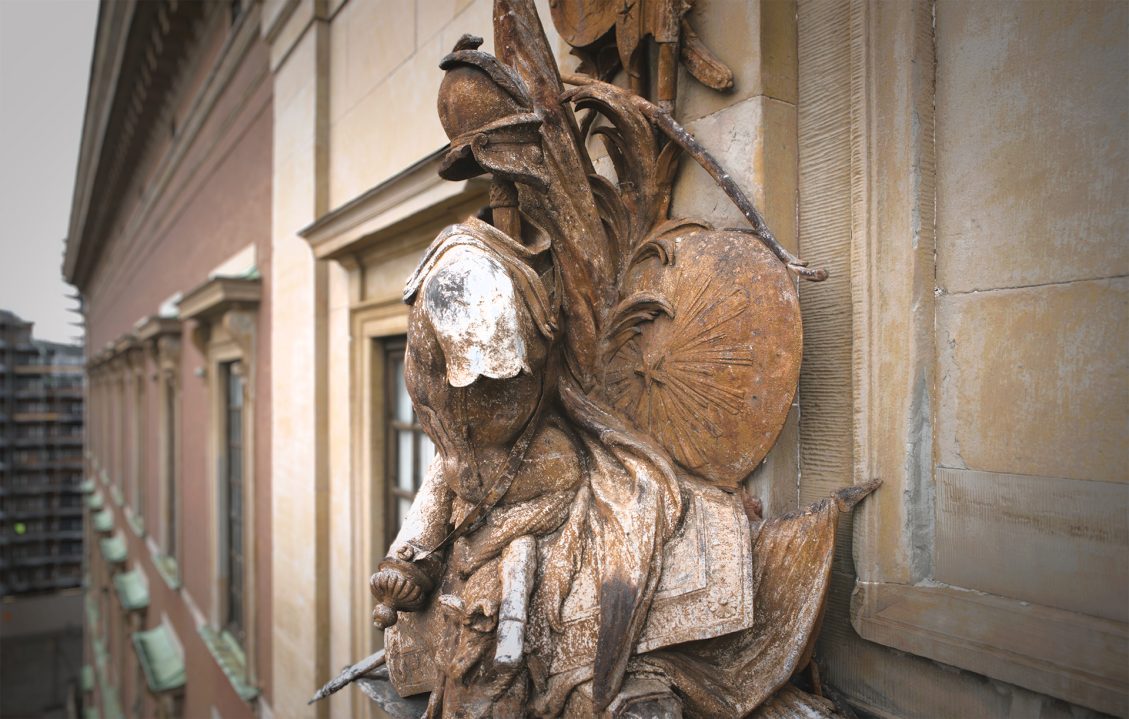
[166,380,177,560]
[223,361,245,641]
[383,341,429,546]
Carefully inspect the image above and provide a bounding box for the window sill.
[99,533,127,566]
[113,568,150,613]
[198,626,258,702]
[851,580,1128,717]
[154,553,181,590]
[132,624,186,694]
[87,491,105,511]
[125,509,145,538]
[92,508,114,534]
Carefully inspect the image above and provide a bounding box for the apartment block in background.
[0,310,86,718]
[0,309,85,597]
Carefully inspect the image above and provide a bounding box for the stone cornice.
[88,319,178,371]
[113,333,139,357]
[178,276,261,324]
[135,315,181,344]
[298,147,490,262]
[64,0,255,290]
[64,0,137,287]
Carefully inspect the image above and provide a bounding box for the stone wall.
[798,1,1127,717]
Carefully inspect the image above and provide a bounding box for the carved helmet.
[436,35,544,185]
[404,217,556,388]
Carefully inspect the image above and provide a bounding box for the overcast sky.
[0,0,97,345]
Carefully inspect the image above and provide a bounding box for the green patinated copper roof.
[80,478,96,494]
[99,534,127,565]
[92,508,114,533]
[83,706,99,719]
[113,568,149,612]
[81,664,94,693]
[87,491,105,511]
[132,625,186,694]
[198,626,258,701]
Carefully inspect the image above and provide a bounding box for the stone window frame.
[123,338,147,537]
[87,364,101,477]
[112,350,129,503]
[300,148,489,677]
[219,358,248,642]
[794,2,1126,715]
[382,338,435,549]
[137,315,183,589]
[96,361,110,484]
[178,274,261,691]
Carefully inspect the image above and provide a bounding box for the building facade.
[67,1,1126,718]
[66,1,273,717]
[0,310,85,597]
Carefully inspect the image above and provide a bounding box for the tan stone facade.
[67,0,1126,717]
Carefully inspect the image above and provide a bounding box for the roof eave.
[64,0,136,288]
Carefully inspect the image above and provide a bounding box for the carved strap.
[415,378,548,561]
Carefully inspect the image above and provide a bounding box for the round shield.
[602,228,802,489]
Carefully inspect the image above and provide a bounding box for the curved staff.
[561,72,829,282]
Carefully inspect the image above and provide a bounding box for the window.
[117,377,126,489]
[296,155,488,666]
[164,377,178,562]
[384,341,434,547]
[131,361,146,526]
[222,360,245,643]
[178,272,260,691]
[139,315,183,584]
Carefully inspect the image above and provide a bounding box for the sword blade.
[308,649,387,704]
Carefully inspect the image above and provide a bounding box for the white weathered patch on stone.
[422,244,529,387]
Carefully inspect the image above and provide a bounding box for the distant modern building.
[0,309,85,597]
[0,310,86,719]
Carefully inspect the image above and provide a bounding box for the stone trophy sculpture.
[313,1,877,716]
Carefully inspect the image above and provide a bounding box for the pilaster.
[267,1,332,716]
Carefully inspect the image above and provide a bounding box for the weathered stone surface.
[935,467,1129,623]
[936,277,1128,483]
[676,0,798,122]
[935,0,1129,293]
[674,96,797,251]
